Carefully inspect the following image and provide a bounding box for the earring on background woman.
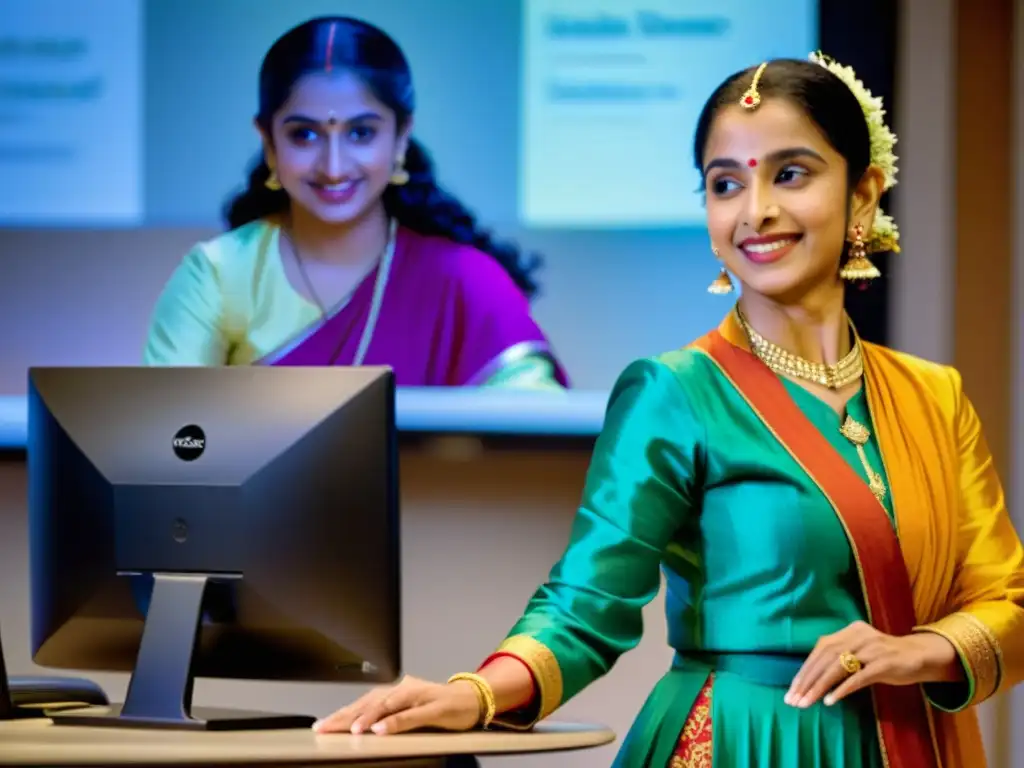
[707,245,735,294]
[265,166,282,191]
[839,223,881,282]
[389,155,409,186]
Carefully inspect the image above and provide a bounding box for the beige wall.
[889,0,955,363]
[1009,0,1024,760]
[950,0,1017,763]
[2,0,1022,766]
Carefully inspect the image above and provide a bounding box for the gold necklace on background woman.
[284,218,398,366]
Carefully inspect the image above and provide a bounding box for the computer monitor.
[26,365,400,731]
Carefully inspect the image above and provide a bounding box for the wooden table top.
[0,716,615,766]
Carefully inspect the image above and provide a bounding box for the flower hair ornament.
[736,53,901,280]
[808,52,900,265]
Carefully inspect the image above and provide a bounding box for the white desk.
[0,717,615,766]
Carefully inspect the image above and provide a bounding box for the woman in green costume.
[312,56,1024,768]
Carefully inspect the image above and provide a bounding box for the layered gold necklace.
[735,308,863,390]
[735,307,887,504]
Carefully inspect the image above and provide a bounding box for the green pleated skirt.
[613,653,883,767]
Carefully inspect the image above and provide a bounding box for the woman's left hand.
[785,620,961,708]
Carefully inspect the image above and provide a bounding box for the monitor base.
[50,704,314,731]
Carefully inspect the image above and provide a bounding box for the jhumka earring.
[264,168,282,191]
[389,156,409,186]
[708,246,735,294]
[839,223,881,281]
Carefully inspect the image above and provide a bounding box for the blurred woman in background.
[143,16,567,389]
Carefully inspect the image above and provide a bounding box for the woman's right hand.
[312,675,483,735]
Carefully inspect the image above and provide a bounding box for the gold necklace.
[288,222,394,318]
[284,219,398,366]
[733,308,886,504]
[839,417,888,504]
[735,308,863,390]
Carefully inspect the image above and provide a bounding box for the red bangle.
[478,652,537,709]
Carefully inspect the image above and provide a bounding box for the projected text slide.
[519,0,816,229]
[0,0,142,224]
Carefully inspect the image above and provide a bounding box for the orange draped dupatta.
[694,312,1010,767]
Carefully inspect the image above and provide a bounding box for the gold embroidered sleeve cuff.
[488,635,563,731]
[914,611,1002,711]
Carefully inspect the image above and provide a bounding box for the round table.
[0,717,615,766]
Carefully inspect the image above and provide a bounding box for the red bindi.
[747,158,758,168]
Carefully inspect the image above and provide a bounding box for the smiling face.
[702,98,883,303]
[260,70,411,226]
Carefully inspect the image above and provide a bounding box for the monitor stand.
[49,573,316,731]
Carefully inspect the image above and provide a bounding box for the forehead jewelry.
[747,158,758,167]
[741,62,768,110]
[326,113,338,127]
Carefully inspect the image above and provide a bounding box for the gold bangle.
[446,672,496,728]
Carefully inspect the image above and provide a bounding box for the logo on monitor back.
[172,425,206,461]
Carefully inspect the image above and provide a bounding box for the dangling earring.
[265,168,282,191]
[389,156,409,186]
[707,246,735,294]
[839,223,881,281]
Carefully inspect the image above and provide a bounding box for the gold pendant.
[839,417,869,445]
[839,416,887,503]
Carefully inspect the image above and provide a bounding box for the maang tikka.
[741,62,768,110]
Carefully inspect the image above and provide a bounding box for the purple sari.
[259,227,569,387]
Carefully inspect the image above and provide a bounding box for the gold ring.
[839,651,863,675]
